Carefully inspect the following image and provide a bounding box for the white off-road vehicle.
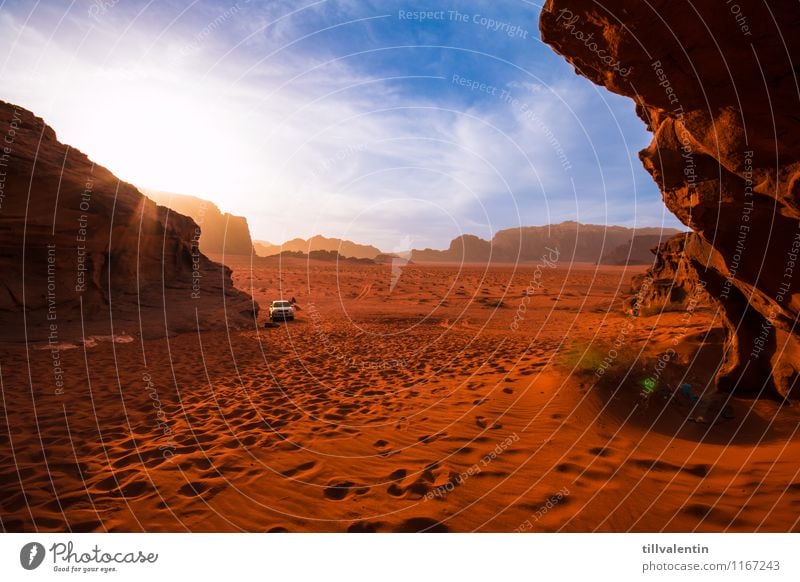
[269,300,295,322]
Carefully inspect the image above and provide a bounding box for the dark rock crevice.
[540,0,800,399]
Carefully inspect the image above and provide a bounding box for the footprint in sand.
[323,481,368,501]
[108,480,150,499]
[629,459,711,478]
[555,462,615,482]
[475,416,502,430]
[178,481,216,498]
[387,469,408,497]
[94,470,138,492]
[385,465,452,499]
[519,492,574,514]
[70,519,104,532]
[280,460,318,479]
[93,472,151,499]
[682,504,748,528]
[44,494,90,512]
[417,433,447,444]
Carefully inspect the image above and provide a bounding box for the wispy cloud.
[0,0,680,249]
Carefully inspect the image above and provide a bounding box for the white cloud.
[0,1,679,250]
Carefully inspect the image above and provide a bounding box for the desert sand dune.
[2,258,798,532]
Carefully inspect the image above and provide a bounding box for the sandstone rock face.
[0,101,258,341]
[144,191,255,256]
[540,0,800,398]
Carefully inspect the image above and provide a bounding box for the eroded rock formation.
[144,190,256,257]
[540,0,800,398]
[0,101,257,341]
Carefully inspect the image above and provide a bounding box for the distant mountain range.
[143,190,255,256]
[254,235,382,260]
[255,222,681,265]
[140,191,681,266]
[410,222,682,265]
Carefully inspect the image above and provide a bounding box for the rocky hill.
[254,235,382,259]
[541,0,800,399]
[0,101,257,341]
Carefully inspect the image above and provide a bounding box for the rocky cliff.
[0,101,257,341]
[540,1,800,399]
[144,190,255,256]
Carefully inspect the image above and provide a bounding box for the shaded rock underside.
[540,0,800,398]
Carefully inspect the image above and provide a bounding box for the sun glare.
[65,74,251,199]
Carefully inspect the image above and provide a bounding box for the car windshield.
[273,301,291,307]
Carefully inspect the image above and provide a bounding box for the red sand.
[2,258,798,532]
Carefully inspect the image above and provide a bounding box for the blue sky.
[0,0,682,249]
